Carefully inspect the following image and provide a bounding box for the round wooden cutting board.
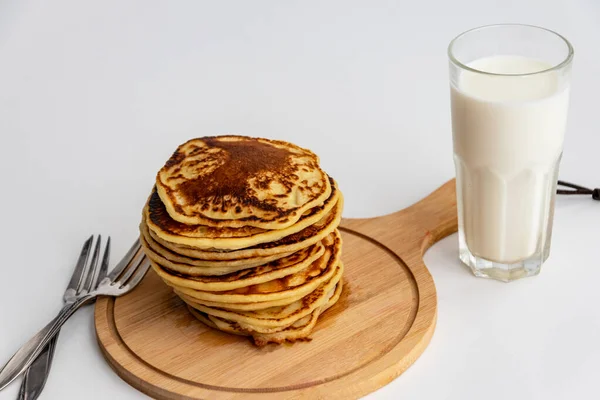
[95,180,457,400]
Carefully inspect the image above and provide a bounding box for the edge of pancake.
[151,194,343,259]
[185,262,343,330]
[150,242,325,291]
[186,279,343,346]
[140,220,295,272]
[168,229,342,303]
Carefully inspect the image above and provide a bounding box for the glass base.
[459,248,542,282]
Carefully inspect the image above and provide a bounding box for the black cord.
[557,181,600,201]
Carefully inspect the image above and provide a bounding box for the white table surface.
[1,1,599,399]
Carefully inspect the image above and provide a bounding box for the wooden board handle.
[401,179,457,254]
[341,179,457,258]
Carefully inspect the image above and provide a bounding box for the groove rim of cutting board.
[95,180,457,400]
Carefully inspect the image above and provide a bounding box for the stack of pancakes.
[140,136,344,346]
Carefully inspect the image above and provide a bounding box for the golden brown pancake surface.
[156,136,331,229]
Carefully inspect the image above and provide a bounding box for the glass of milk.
[448,24,573,282]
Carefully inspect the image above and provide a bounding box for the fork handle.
[0,295,93,391]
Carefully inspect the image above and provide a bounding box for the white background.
[1,1,599,399]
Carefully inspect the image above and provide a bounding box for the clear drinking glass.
[448,24,574,282]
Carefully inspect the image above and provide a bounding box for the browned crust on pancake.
[146,177,337,241]
[147,188,264,238]
[156,136,330,227]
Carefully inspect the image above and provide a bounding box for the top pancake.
[156,135,331,229]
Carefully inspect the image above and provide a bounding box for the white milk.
[451,55,570,263]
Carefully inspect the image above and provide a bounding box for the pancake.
[187,279,343,346]
[148,241,325,290]
[165,230,341,303]
[146,178,339,250]
[188,309,246,337]
[140,220,294,273]
[183,262,343,331]
[156,136,332,229]
[142,136,345,347]
[150,194,343,260]
[176,283,330,311]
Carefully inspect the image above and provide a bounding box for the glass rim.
[448,23,574,77]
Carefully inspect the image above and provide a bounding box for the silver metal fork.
[0,238,149,391]
[17,235,111,400]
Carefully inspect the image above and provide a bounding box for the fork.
[17,234,111,400]
[0,237,149,391]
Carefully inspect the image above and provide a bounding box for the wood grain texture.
[94,179,457,400]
